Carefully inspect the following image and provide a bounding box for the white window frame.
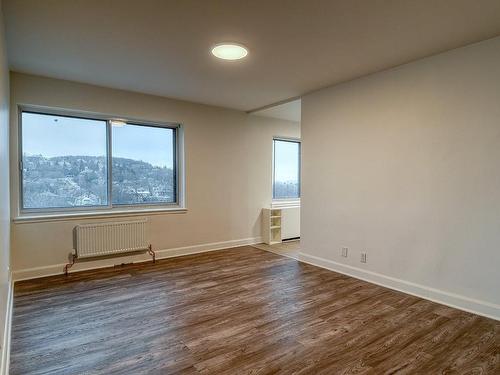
[16,105,185,220]
[272,136,301,207]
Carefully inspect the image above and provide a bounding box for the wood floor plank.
[10,246,500,374]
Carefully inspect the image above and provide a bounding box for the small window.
[273,138,300,199]
[19,110,179,213]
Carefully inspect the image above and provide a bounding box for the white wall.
[9,73,300,278]
[301,36,500,319]
[0,0,11,371]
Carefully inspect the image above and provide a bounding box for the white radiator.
[74,220,149,259]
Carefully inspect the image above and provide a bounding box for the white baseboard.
[299,252,500,321]
[0,273,13,375]
[12,237,263,281]
[154,236,262,259]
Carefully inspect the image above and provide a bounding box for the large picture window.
[273,138,300,200]
[19,110,179,212]
[112,123,176,205]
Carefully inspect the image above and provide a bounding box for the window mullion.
[107,120,113,208]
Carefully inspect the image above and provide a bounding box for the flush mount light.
[211,43,248,60]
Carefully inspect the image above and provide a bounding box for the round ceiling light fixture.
[211,43,248,60]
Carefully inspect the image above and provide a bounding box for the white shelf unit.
[262,208,282,245]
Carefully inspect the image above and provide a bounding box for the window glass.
[20,110,179,212]
[112,123,175,205]
[21,112,108,209]
[273,139,300,199]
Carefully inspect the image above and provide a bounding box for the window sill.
[13,207,188,224]
[271,199,300,209]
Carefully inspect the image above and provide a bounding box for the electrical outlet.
[341,247,348,257]
[360,252,367,263]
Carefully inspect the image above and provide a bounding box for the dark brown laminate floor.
[252,240,300,260]
[11,246,500,374]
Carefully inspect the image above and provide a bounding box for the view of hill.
[274,181,300,199]
[22,155,175,209]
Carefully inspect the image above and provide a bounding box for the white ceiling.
[251,99,301,122]
[4,0,500,111]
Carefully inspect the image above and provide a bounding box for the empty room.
[0,1,499,374]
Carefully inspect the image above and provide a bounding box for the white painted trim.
[12,237,263,281]
[0,273,13,375]
[155,237,262,259]
[271,199,300,209]
[299,252,500,321]
[13,207,188,224]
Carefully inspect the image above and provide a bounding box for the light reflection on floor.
[252,240,300,260]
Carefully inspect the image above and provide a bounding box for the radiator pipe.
[148,244,156,263]
[64,253,76,276]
